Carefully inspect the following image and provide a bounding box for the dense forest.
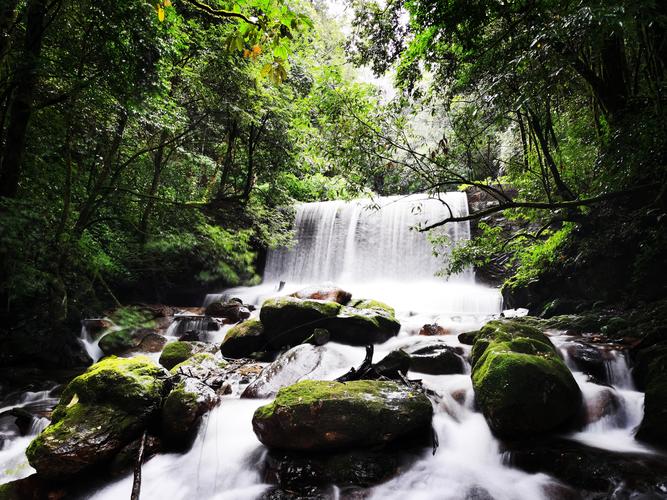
[1,0,666,498]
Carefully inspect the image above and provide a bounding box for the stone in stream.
[405,343,466,375]
[220,319,267,358]
[458,330,479,345]
[252,380,432,451]
[242,344,324,399]
[204,300,251,322]
[583,388,621,425]
[259,296,401,349]
[98,327,166,356]
[635,351,667,448]
[418,323,449,336]
[506,437,667,496]
[159,340,218,370]
[290,285,352,305]
[564,342,609,383]
[162,353,230,449]
[470,320,582,438]
[25,356,166,478]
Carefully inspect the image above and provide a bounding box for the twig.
[130,431,147,500]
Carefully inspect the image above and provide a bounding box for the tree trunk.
[216,119,238,200]
[139,129,169,243]
[0,0,46,198]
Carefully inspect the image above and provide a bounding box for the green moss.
[225,319,264,339]
[255,379,420,419]
[56,356,165,416]
[349,299,396,318]
[261,296,342,317]
[159,341,216,370]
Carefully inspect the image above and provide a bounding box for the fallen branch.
[130,431,147,500]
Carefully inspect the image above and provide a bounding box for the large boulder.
[291,285,351,305]
[252,380,432,450]
[159,341,217,370]
[635,352,667,448]
[220,319,267,358]
[470,320,582,438]
[260,297,342,348]
[25,356,165,478]
[98,328,166,356]
[260,296,401,349]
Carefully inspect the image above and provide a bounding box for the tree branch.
[182,0,258,25]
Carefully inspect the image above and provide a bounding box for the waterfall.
[264,193,472,283]
[213,193,502,321]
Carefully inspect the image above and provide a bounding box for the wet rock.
[291,285,352,305]
[109,433,162,475]
[252,380,432,451]
[263,448,404,492]
[584,388,621,424]
[306,328,330,346]
[242,344,324,399]
[405,343,465,375]
[471,320,582,438]
[0,475,67,500]
[220,319,267,358]
[635,352,667,448]
[260,296,401,348]
[260,297,342,348]
[419,324,449,336]
[25,356,166,478]
[458,331,479,345]
[204,301,251,322]
[98,327,166,356]
[372,350,411,378]
[506,437,667,496]
[159,341,218,370]
[328,307,400,346]
[565,343,607,382]
[348,298,396,318]
[162,353,229,449]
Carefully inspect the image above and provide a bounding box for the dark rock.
[305,328,330,346]
[204,301,251,322]
[81,318,113,336]
[458,331,479,345]
[419,324,449,336]
[565,342,608,383]
[291,285,352,305]
[98,328,166,356]
[471,320,582,438]
[263,448,404,492]
[372,350,411,378]
[632,342,667,390]
[507,437,667,496]
[242,344,324,399]
[0,475,67,500]
[405,343,465,375]
[0,327,92,369]
[25,356,166,478]
[220,319,266,358]
[584,388,621,424]
[260,297,342,348]
[109,433,162,476]
[159,341,218,370]
[636,352,667,448]
[252,380,432,451]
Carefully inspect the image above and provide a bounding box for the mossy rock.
[161,379,218,450]
[220,319,267,358]
[458,330,479,345]
[169,352,228,376]
[327,306,400,345]
[471,320,582,438]
[98,327,166,356]
[260,297,342,349]
[635,353,667,448]
[26,356,165,478]
[348,299,396,318]
[159,341,217,370]
[252,380,432,450]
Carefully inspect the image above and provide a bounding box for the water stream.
[2,192,665,498]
